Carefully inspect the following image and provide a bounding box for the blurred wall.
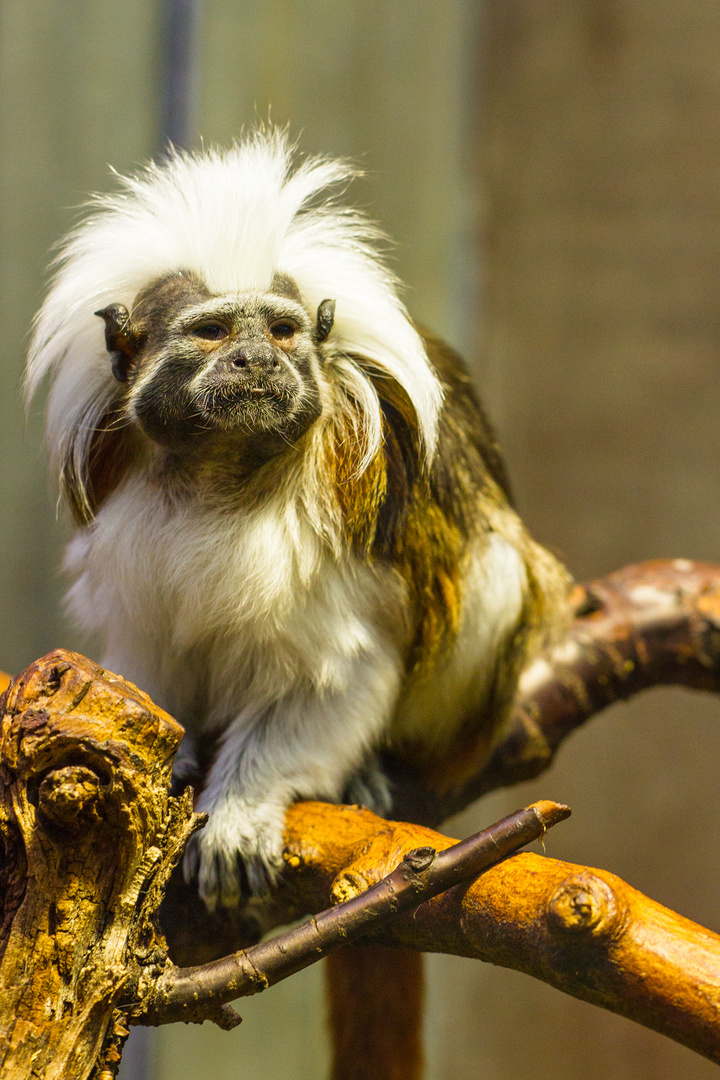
[0,0,159,675]
[3,2,720,1078]
[433,5,720,1079]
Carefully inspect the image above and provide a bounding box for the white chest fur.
[65,476,408,730]
[63,475,529,901]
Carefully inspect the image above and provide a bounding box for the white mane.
[26,129,442,495]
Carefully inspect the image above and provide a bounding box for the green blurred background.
[4,2,720,1077]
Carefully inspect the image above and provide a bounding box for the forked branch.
[135,801,569,1027]
[3,558,720,1076]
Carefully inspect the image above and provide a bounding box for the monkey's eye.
[268,319,297,341]
[191,322,229,341]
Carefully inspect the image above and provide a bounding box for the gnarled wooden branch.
[0,652,202,1079]
[133,800,569,1027]
[4,558,720,1075]
[0,652,572,1075]
[279,802,720,1067]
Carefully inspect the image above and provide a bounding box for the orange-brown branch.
[5,559,720,1071]
[0,652,203,1078]
[134,801,569,1026]
[282,802,720,1067]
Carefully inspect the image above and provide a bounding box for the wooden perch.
[4,558,720,1075]
[0,651,570,1075]
[0,653,202,1077]
[495,557,720,772]
[135,801,569,1027]
[282,803,720,1067]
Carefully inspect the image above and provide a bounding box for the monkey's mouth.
[196,381,296,426]
[200,381,290,407]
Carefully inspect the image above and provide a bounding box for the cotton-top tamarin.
[27,130,571,909]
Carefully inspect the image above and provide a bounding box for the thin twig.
[134,799,570,1028]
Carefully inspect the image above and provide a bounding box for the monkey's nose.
[228,344,279,372]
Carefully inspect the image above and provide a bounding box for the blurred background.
[3,1,720,1077]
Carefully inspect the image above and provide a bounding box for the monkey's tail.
[325,945,425,1080]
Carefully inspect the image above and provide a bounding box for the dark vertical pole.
[159,0,203,150]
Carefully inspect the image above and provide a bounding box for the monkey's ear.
[315,299,336,343]
[95,304,143,383]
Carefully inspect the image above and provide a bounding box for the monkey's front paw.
[183,796,286,909]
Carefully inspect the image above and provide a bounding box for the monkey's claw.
[183,794,286,909]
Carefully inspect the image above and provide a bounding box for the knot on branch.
[548,873,624,939]
[331,869,369,904]
[330,847,437,905]
[403,846,437,873]
[39,765,103,829]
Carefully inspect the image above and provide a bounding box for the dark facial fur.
[106,272,326,463]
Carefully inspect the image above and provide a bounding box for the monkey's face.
[103,273,326,461]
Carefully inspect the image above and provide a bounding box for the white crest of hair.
[26,127,442,490]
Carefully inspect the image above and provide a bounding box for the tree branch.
[133,800,569,1027]
[279,802,720,1068]
[4,558,720,1073]
[0,652,200,1078]
[388,558,720,823]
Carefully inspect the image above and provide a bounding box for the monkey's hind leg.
[325,945,424,1080]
